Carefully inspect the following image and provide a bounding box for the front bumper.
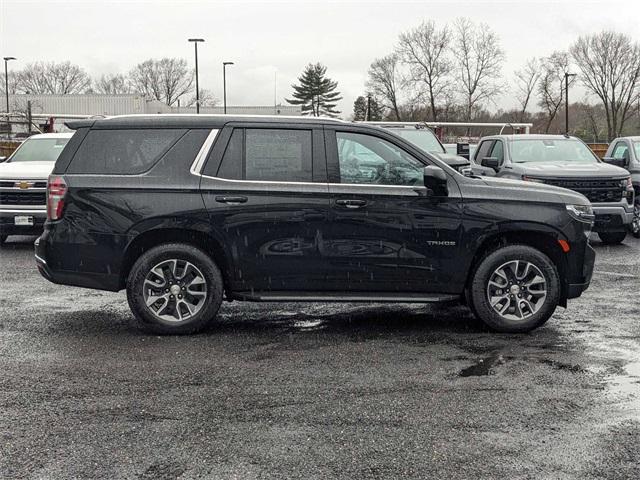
[592,204,634,232]
[0,208,47,236]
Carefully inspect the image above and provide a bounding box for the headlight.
[566,204,595,223]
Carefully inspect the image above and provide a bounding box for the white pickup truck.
[0,133,73,246]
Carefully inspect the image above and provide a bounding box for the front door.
[324,127,463,294]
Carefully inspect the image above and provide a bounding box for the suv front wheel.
[126,243,223,334]
[469,245,560,333]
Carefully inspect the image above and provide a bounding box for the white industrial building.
[5,94,302,133]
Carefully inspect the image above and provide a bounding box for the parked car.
[603,136,640,238]
[37,115,595,335]
[0,133,73,245]
[365,123,471,173]
[471,134,634,245]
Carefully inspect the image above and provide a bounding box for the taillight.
[47,175,67,220]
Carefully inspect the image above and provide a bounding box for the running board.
[230,291,460,303]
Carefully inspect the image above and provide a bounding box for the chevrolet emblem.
[16,181,33,190]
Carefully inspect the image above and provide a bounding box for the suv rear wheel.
[630,197,640,238]
[598,231,627,245]
[126,243,223,334]
[469,245,560,333]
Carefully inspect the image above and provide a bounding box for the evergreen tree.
[353,95,384,121]
[286,63,342,117]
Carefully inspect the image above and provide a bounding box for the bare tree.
[0,71,20,95]
[397,20,452,121]
[453,18,505,122]
[514,58,541,121]
[537,51,574,133]
[366,54,404,121]
[570,31,640,140]
[129,58,194,106]
[94,73,131,95]
[16,61,91,94]
[184,89,218,108]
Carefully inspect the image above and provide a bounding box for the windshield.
[392,128,446,154]
[8,137,70,163]
[510,138,598,164]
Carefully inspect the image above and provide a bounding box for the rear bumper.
[35,231,121,291]
[592,204,634,232]
[0,208,47,236]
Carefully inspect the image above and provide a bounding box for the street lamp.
[3,56,16,138]
[188,39,204,113]
[223,61,234,114]
[565,72,577,134]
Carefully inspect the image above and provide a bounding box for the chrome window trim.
[190,129,219,176]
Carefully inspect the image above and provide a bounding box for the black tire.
[0,235,7,247]
[630,197,640,239]
[126,243,223,334]
[598,231,627,245]
[469,245,560,333]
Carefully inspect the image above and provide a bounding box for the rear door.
[323,126,464,293]
[199,123,331,293]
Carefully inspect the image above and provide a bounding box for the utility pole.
[188,39,204,113]
[223,61,234,114]
[366,95,372,121]
[3,57,16,138]
[565,72,577,134]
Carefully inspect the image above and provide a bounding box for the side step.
[230,291,460,303]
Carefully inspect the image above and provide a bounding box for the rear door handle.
[335,199,367,209]
[215,195,248,204]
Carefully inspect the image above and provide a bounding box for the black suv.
[36,115,596,334]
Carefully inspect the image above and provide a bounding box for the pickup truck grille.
[0,191,47,206]
[541,178,623,203]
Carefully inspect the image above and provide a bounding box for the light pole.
[4,57,16,138]
[188,39,204,113]
[565,72,577,134]
[223,61,234,114]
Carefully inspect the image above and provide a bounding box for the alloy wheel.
[486,260,547,321]
[142,259,207,322]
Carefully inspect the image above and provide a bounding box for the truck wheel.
[630,197,640,238]
[598,231,627,245]
[126,243,223,334]
[470,245,560,333]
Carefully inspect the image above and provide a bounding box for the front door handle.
[335,199,367,209]
[215,195,248,204]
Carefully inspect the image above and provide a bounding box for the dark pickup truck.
[471,134,634,244]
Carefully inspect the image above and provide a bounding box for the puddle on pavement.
[539,359,586,373]
[458,354,505,377]
[292,319,325,331]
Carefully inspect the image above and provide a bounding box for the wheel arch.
[465,225,569,306]
[120,228,231,291]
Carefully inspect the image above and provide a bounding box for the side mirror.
[423,165,448,196]
[603,156,628,169]
[456,142,470,160]
[481,157,500,170]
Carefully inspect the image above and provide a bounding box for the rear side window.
[216,128,313,182]
[67,129,185,174]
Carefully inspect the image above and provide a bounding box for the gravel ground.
[0,235,639,479]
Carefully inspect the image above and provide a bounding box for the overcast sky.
[2,0,639,117]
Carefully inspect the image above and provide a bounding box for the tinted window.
[336,132,424,186]
[68,129,185,174]
[244,129,312,182]
[216,129,243,180]
[612,142,629,160]
[474,140,494,163]
[491,140,504,163]
[8,137,69,163]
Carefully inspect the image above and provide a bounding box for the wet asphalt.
[0,235,639,479]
